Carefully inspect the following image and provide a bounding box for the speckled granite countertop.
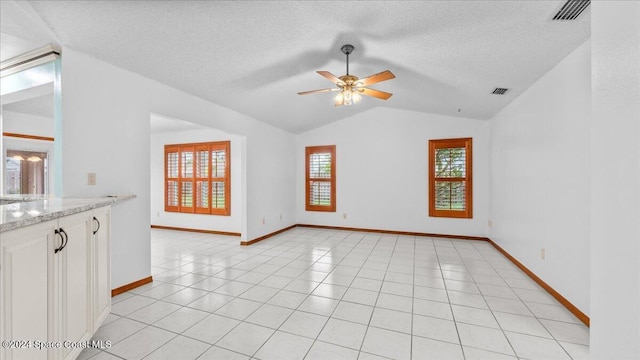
[0,195,136,232]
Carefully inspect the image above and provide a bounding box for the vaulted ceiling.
[2,1,590,133]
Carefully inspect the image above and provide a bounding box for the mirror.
[1,59,60,196]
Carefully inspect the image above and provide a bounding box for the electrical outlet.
[262,217,265,225]
[541,248,546,260]
[343,213,347,219]
[280,214,282,220]
[87,173,96,185]
[488,220,492,227]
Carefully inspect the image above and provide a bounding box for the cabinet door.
[57,212,92,360]
[92,206,111,329]
[0,221,57,360]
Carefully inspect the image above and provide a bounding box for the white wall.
[489,40,591,314]
[590,2,640,358]
[61,49,296,289]
[2,110,54,137]
[296,107,490,237]
[150,128,243,233]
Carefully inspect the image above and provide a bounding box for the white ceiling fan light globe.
[343,89,353,105]
[352,92,362,103]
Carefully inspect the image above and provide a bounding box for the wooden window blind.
[305,145,336,212]
[429,138,472,218]
[164,141,230,215]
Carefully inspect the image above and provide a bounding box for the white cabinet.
[0,220,55,360]
[56,212,92,360]
[91,206,111,330]
[0,206,111,360]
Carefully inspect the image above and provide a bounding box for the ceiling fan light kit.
[298,44,395,107]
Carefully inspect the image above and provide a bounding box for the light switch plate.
[88,173,96,185]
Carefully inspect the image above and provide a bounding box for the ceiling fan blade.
[360,88,393,100]
[317,71,342,84]
[298,88,339,95]
[359,70,395,86]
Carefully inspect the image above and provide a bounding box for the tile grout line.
[91,229,588,360]
[454,239,517,359]
[471,241,582,359]
[355,233,399,358]
[300,231,380,359]
[432,237,468,360]
[246,229,363,358]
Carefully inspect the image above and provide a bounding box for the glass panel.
[181,151,193,178]
[196,181,208,208]
[435,181,451,209]
[212,181,225,208]
[196,150,208,178]
[309,181,331,206]
[435,181,466,210]
[451,181,466,210]
[0,61,56,97]
[309,153,332,179]
[181,181,193,207]
[167,152,178,178]
[435,147,466,178]
[167,181,178,206]
[2,58,60,196]
[212,150,226,178]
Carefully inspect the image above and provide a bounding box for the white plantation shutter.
[165,148,179,211]
[195,146,209,213]
[180,146,195,213]
[429,138,472,218]
[165,141,230,215]
[211,149,227,210]
[306,146,336,212]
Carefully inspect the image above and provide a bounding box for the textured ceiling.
[0,1,57,61]
[10,1,590,133]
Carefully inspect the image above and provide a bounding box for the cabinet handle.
[58,228,69,252]
[93,216,101,235]
[54,229,64,253]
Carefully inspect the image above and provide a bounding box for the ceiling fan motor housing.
[339,75,359,84]
[341,44,355,55]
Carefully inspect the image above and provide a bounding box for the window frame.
[428,137,473,218]
[164,141,230,216]
[305,145,336,212]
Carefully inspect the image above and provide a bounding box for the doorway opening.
[5,149,48,195]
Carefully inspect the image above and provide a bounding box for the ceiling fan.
[298,44,395,106]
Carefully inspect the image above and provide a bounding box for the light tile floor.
[80,228,590,360]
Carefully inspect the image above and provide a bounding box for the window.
[165,141,230,215]
[305,145,336,212]
[429,138,472,218]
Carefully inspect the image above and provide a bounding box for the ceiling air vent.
[552,0,590,21]
[492,88,509,95]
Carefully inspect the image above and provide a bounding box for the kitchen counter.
[0,194,49,205]
[0,194,136,232]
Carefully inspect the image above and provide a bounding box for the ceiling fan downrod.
[341,44,354,76]
[296,43,394,105]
